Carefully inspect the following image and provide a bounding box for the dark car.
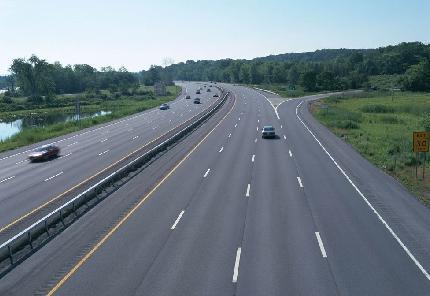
[213,94,219,98]
[28,145,60,162]
[185,95,191,99]
[262,126,276,139]
[193,98,201,104]
[196,90,201,94]
[159,103,170,110]
[207,88,211,92]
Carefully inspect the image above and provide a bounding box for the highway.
[0,82,220,237]
[1,84,430,295]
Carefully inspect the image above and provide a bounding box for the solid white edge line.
[296,101,430,281]
[203,168,210,178]
[232,247,242,283]
[315,232,327,258]
[44,171,63,182]
[246,183,251,197]
[297,176,303,188]
[0,176,15,184]
[171,210,185,230]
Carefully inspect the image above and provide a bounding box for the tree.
[300,71,317,91]
[239,63,251,84]
[402,59,430,91]
[287,65,299,85]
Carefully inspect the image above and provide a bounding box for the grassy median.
[0,85,180,152]
[311,91,430,207]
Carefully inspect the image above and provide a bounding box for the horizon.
[1,0,429,75]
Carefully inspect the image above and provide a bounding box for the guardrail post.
[45,220,50,237]
[60,210,65,226]
[28,231,33,250]
[8,245,13,265]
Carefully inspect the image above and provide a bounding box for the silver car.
[262,126,276,138]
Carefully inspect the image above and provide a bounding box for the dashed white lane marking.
[289,150,293,157]
[219,147,224,153]
[100,138,108,143]
[44,171,63,182]
[235,123,238,128]
[15,159,28,165]
[281,125,283,129]
[171,210,185,230]
[315,232,327,258]
[254,138,258,143]
[132,136,139,140]
[283,135,287,140]
[245,183,251,197]
[67,141,78,147]
[0,176,15,184]
[203,168,210,178]
[251,154,255,162]
[232,247,242,283]
[297,177,303,188]
[257,119,259,123]
[238,117,241,121]
[59,153,72,159]
[256,127,259,131]
[295,100,430,281]
[98,150,109,156]
[228,133,232,138]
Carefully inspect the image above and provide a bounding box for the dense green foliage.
[140,42,430,92]
[312,92,430,206]
[0,76,8,89]
[6,55,138,101]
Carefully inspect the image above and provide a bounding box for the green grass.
[0,85,180,152]
[368,74,403,90]
[311,91,430,207]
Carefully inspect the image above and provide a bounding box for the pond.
[0,110,112,141]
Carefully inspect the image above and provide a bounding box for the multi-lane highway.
[1,83,430,295]
[0,82,220,237]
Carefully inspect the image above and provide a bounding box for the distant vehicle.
[28,145,60,162]
[185,95,191,99]
[207,88,211,92]
[262,126,276,139]
[196,90,201,94]
[159,103,170,110]
[213,94,219,97]
[209,85,213,87]
[193,98,201,104]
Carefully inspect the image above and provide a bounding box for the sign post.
[413,131,430,179]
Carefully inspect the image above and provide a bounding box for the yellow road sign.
[413,131,430,152]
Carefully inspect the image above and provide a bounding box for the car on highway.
[213,94,219,98]
[28,145,60,162]
[159,103,170,110]
[261,126,276,139]
[185,95,191,99]
[193,98,201,104]
[207,88,211,92]
[196,90,201,94]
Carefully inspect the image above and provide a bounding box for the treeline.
[140,42,430,92]
[0,76,8,89]
[5,55,138,101]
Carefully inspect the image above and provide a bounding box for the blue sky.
[0,0,429,74]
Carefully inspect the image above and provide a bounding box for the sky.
[0,0,429,74]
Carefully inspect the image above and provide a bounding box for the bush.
[360,104,394,113]
[334,120,360,129]
[380,115,403,124]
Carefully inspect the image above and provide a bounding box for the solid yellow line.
[0,99,217,235]
[47,95,236,295]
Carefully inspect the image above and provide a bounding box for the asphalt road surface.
[0,82,220,236]
[0,84,430,295]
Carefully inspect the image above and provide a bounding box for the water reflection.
[0,110,111,141]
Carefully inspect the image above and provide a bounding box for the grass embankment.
[311,91,430,207]
[250,84,315,97]
[0,85,180,152]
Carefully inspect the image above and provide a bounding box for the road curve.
[0,84,429,295]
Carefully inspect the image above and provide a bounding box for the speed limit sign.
[413,131,430,152]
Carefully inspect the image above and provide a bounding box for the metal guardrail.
[0,89,230,275]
